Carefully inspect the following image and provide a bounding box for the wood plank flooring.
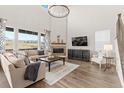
[0,60,121,88]
[28,60,121,88]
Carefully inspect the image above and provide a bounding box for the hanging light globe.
[48,5,70,18]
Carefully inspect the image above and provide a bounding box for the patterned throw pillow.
[15,51,30,65]
[4,52,26,68]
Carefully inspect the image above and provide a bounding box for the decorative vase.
[57,35,60,43]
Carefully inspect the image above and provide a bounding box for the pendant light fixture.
[48,5,70,18]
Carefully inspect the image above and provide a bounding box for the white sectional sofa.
[0,54,46,88]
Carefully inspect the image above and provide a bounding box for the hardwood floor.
[0,60,121,88]
[28,60,121,88]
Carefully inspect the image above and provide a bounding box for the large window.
[18,29,38,50]
[95,30,111,52]
[5,27,14,50]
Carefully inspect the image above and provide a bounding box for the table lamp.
[104,44,113,57]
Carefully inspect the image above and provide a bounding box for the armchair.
[90,51,106,69]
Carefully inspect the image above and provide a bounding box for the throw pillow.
[16,52,30,65]
[24,56,30,65]
[12,58,26,68]
[27,50,38,56]
[4,52,26,68]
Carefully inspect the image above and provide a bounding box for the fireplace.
[53,48,64,53]
[51,43,66,56]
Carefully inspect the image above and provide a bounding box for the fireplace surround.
[51,43,66,56]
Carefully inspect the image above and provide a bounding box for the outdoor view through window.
[5,28,45,50]
[5,27,14,50]
[18,29,38,50]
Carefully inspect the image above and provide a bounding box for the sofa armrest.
[9,62,45,88]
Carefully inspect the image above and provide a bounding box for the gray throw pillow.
[24,56,30,65]
[15,52,30,65]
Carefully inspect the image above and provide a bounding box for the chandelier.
[48,5,70,18]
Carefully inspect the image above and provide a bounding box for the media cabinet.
[68,49,90,62]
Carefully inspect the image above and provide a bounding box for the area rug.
[43,61,79,85]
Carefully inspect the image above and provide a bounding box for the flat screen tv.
[72,36,88,46]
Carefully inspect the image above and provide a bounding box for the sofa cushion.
[29,55,39,61]
[27,50,38,56]
[16,51,30,65]
[4,52,25,68]
[17,54,30,65]
[12,58,26,68]
[24,57,30,65]
[4,52,17,61]
[29,55,48,61]
[17,51,27,56]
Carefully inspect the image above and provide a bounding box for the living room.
[0,4,124,89]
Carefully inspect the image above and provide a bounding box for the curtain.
[44,29,52,56]
[116,14,124,64]
[0,18,7,54]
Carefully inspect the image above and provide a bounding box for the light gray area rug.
[44,61,79,85]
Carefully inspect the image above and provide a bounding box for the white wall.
[49,5,124,88]
[66,5,124,87]
[0,5,50,33]
[67,6,124,52]
[0,5,50,51]
[95,30,111,52]
[1,5,124,51]
[50,17,67,43]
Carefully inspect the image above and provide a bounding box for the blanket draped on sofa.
[24,62,41,81]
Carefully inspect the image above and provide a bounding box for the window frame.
[5,27,14,51]
[18,29,38,50]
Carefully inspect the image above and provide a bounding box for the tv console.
[68,49,90,62]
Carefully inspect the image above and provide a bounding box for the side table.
[103,56,114,71]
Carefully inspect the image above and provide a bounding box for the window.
[95,30,111,52]
[18,29,38,50]
[40,33,45,49]
[42,5,48,9]
[5,27,14,50]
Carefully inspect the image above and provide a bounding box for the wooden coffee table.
[37,56,65,72]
